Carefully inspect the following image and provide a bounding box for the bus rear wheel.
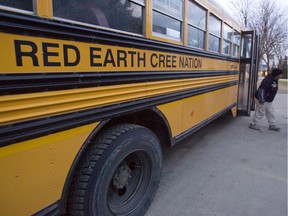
[67,123,162,216]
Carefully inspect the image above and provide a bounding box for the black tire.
[67,123,162,216]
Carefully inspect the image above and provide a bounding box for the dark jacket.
[255,74,278,103]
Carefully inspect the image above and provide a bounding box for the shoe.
[249,123,260,130]
[268,125,280,131]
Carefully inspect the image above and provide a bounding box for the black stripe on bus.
[0,81,237,147]
[0,70,238,95]
[0,10,239,62]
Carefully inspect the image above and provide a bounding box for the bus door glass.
[237,30,259,116]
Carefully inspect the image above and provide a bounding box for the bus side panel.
[157,86,238,138]
[0,123,98,216]
[155,100,183,137]
[182,85,238,132]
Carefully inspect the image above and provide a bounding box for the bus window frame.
[187,0,207,50]
[208,13,222,53]
[0,5,34,15]
[233,30,241,57]
[222,23,233,55]
[151,0,184,43]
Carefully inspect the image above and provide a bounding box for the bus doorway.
[237,30,259,116]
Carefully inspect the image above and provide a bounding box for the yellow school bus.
[0,0,259,215]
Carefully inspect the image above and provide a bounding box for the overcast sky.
[215,0,288,15]
[215,0,288,55]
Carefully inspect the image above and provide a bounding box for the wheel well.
[60,108,171,214]
[66,123,162,215]
[100,108,172,147]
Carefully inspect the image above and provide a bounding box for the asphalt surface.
[145,92,287,216]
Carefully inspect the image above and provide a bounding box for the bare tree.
[252,0,288,73]
[231,0,288,73]
[230,0,255,27]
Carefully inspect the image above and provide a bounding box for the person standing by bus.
[249,68,284,131]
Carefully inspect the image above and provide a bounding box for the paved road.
[145,92,287,216]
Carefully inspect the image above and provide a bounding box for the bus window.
[241,33,252,58]
[187,1,206,49]
[0,0,33,11]
[223,23,232,55]
[209,14,221,53]
[152,0,183,40]
[53,0,143,34]
[107,0,143,34]
[233,30,240,57]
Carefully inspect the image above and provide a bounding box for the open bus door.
[237,30,260,116]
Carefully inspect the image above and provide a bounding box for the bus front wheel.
[67,123,162,216]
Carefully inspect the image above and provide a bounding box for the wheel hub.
[113,163,132,189]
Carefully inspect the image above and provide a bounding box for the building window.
[209,14,221,53]
[152,0,183,41]
[223,23,232,55]
[187,1,206,49]
[53,0,144,35]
